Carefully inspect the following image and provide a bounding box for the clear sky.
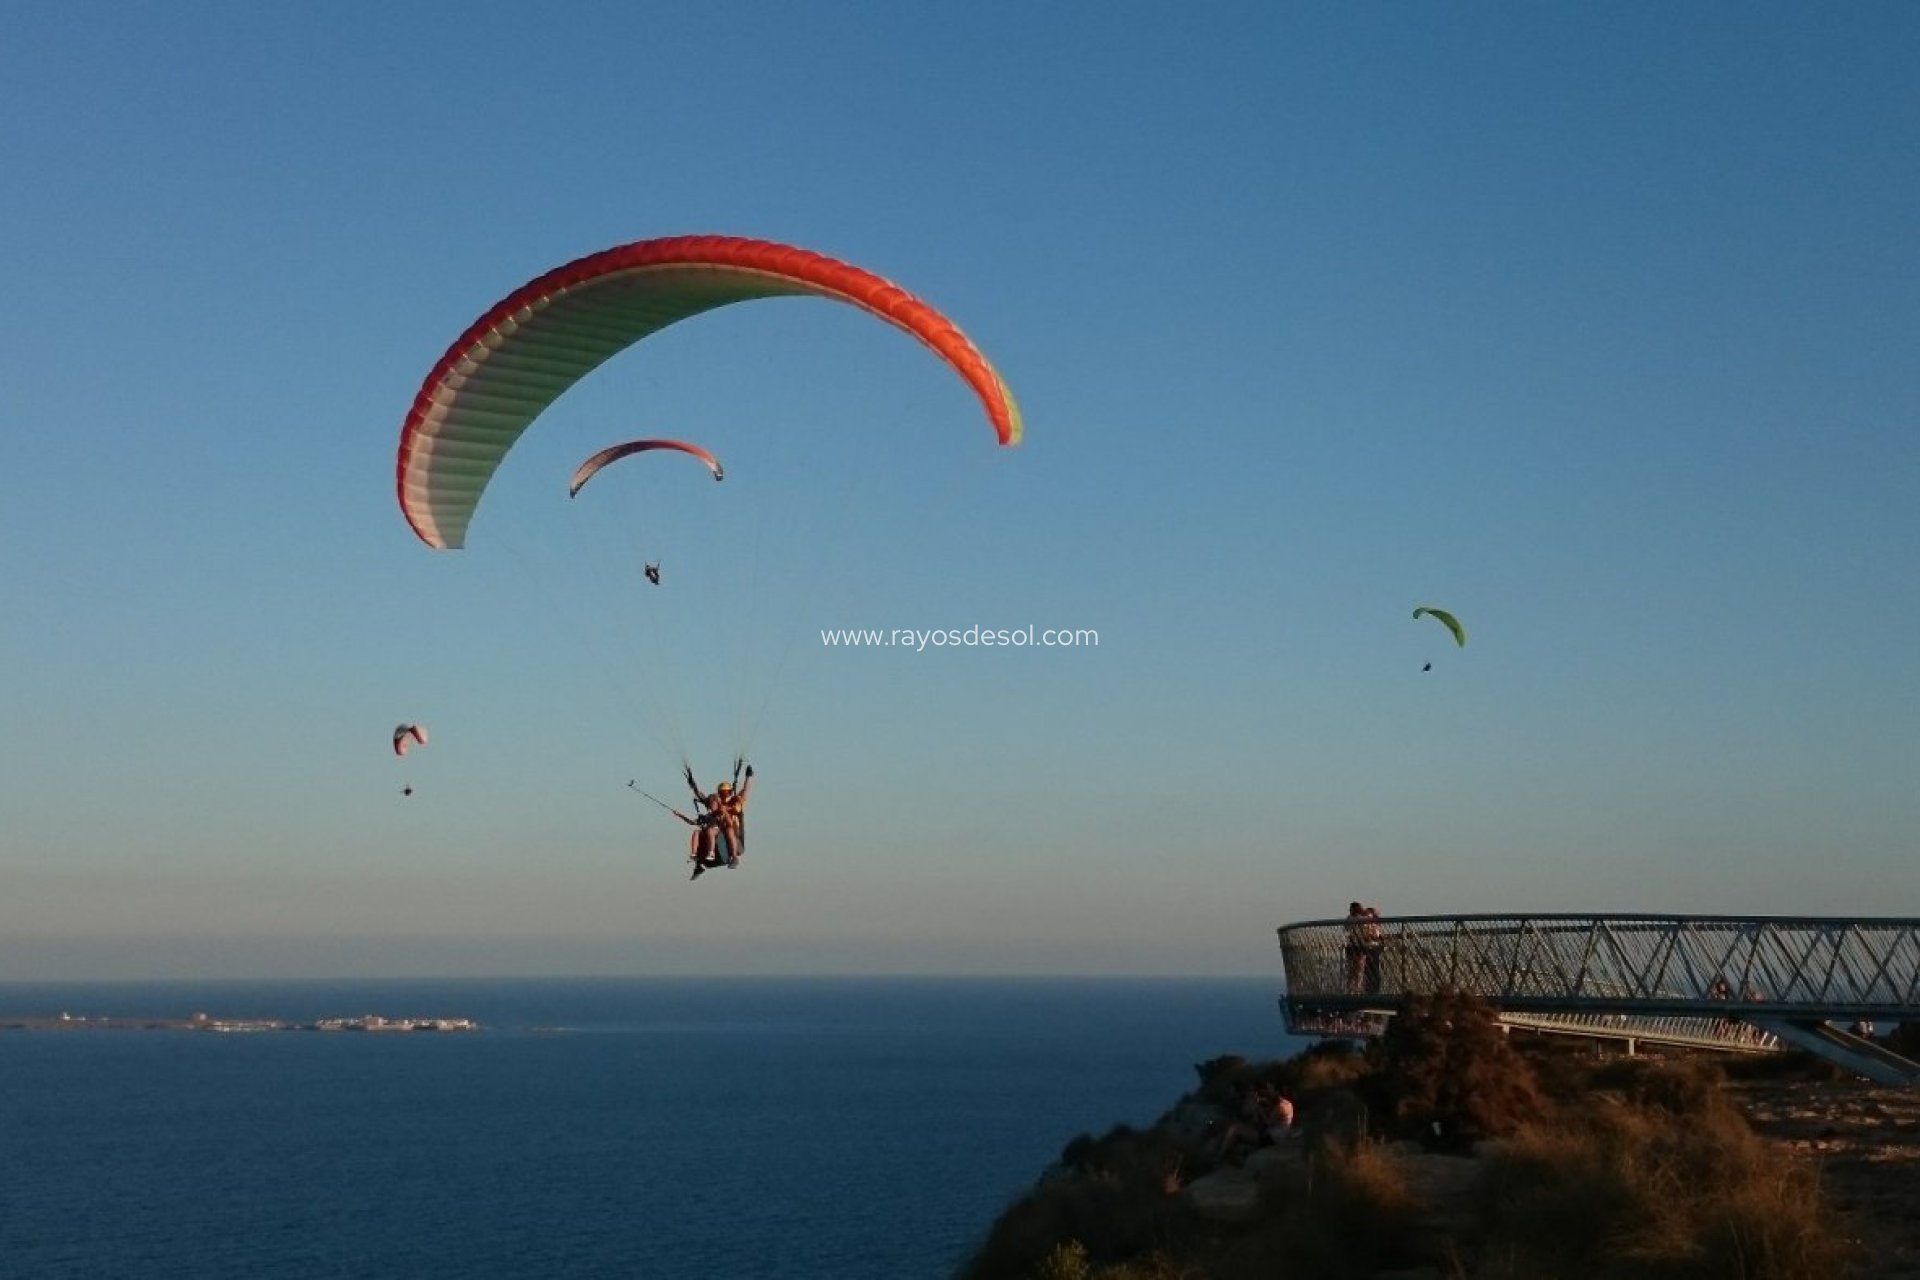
[2,3,1915,980]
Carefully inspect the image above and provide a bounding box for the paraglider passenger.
[714,765,753,867]
[672,806,728,880]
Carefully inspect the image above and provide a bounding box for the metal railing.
[1278,914,1920,1021]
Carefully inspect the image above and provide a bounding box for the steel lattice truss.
[1278,915,1920,1022]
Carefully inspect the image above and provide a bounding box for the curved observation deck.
[1277,914,1920,1084]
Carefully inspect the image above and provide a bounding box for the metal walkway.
[1277,914,1920,1084]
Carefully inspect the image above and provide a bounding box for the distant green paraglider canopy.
[1413,607,1466,647]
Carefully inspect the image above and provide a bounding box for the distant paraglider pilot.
[393,722,428,796]
[644,562,661,585]
[1412,607,1465,671]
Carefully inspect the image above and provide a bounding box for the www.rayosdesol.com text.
[820,626,1099,651]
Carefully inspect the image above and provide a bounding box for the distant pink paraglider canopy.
[568,439,724,499]
[392,723,428,757]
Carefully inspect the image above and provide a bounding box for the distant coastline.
[1,1012,478,1033]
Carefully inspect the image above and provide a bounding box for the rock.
[1185,1169,1265,1223]
[1396,1151,1488,1236]
[1243,1144,1305,1184]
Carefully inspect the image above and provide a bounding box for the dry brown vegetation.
[958,996,1871,1280]
[1364,991,1549,1146]
[1476,1058,1849,1278]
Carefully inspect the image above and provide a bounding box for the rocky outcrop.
[1183,1168,1264,1223]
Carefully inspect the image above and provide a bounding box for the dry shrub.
[1318,1138,1421,1225]
[1259,1138,1429,1274]
[1589,1054,1726,1115]
[1087,1252,1202,1280]
[1031,1240,1200,1280]
[1366,992,1547,1145]
[1477,1073,1850,1279]
[1286,1039,1370,1094]
[1034,1239,1092,1280]
[959,1125,1196,1280]
[1718,1050,1851,1084]
[1189,1052,1335,1109]
[1189,1055,1256,1107]
[1297,1086,1370,1150]
[957,1176,1169,1280]
[1512,1031,1608,1098]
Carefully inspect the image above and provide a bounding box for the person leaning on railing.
[1360,907,1384,994]
[1344,902,1386,995]
[1344,903,1370,993]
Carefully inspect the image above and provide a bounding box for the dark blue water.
[0,977,1300,1278]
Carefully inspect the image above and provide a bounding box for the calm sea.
[0,977,1303,1278]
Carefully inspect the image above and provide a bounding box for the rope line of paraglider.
[495,526,693,774]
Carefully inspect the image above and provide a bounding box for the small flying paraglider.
[567,439,725,496]
[1412,607,1465,671]
[393,723,428,795]
[568,439,723,589]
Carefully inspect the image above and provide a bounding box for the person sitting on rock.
[1213,1084,1292,1163]
[1266,1090,1295,1143]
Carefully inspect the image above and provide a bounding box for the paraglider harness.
[690,760,748,862]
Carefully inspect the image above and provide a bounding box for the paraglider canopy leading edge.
[396,234,1022,551]
[1412,607,1466,647]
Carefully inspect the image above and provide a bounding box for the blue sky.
[2,3,1915,979]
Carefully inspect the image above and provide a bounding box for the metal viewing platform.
[1277,914,1920,1085]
